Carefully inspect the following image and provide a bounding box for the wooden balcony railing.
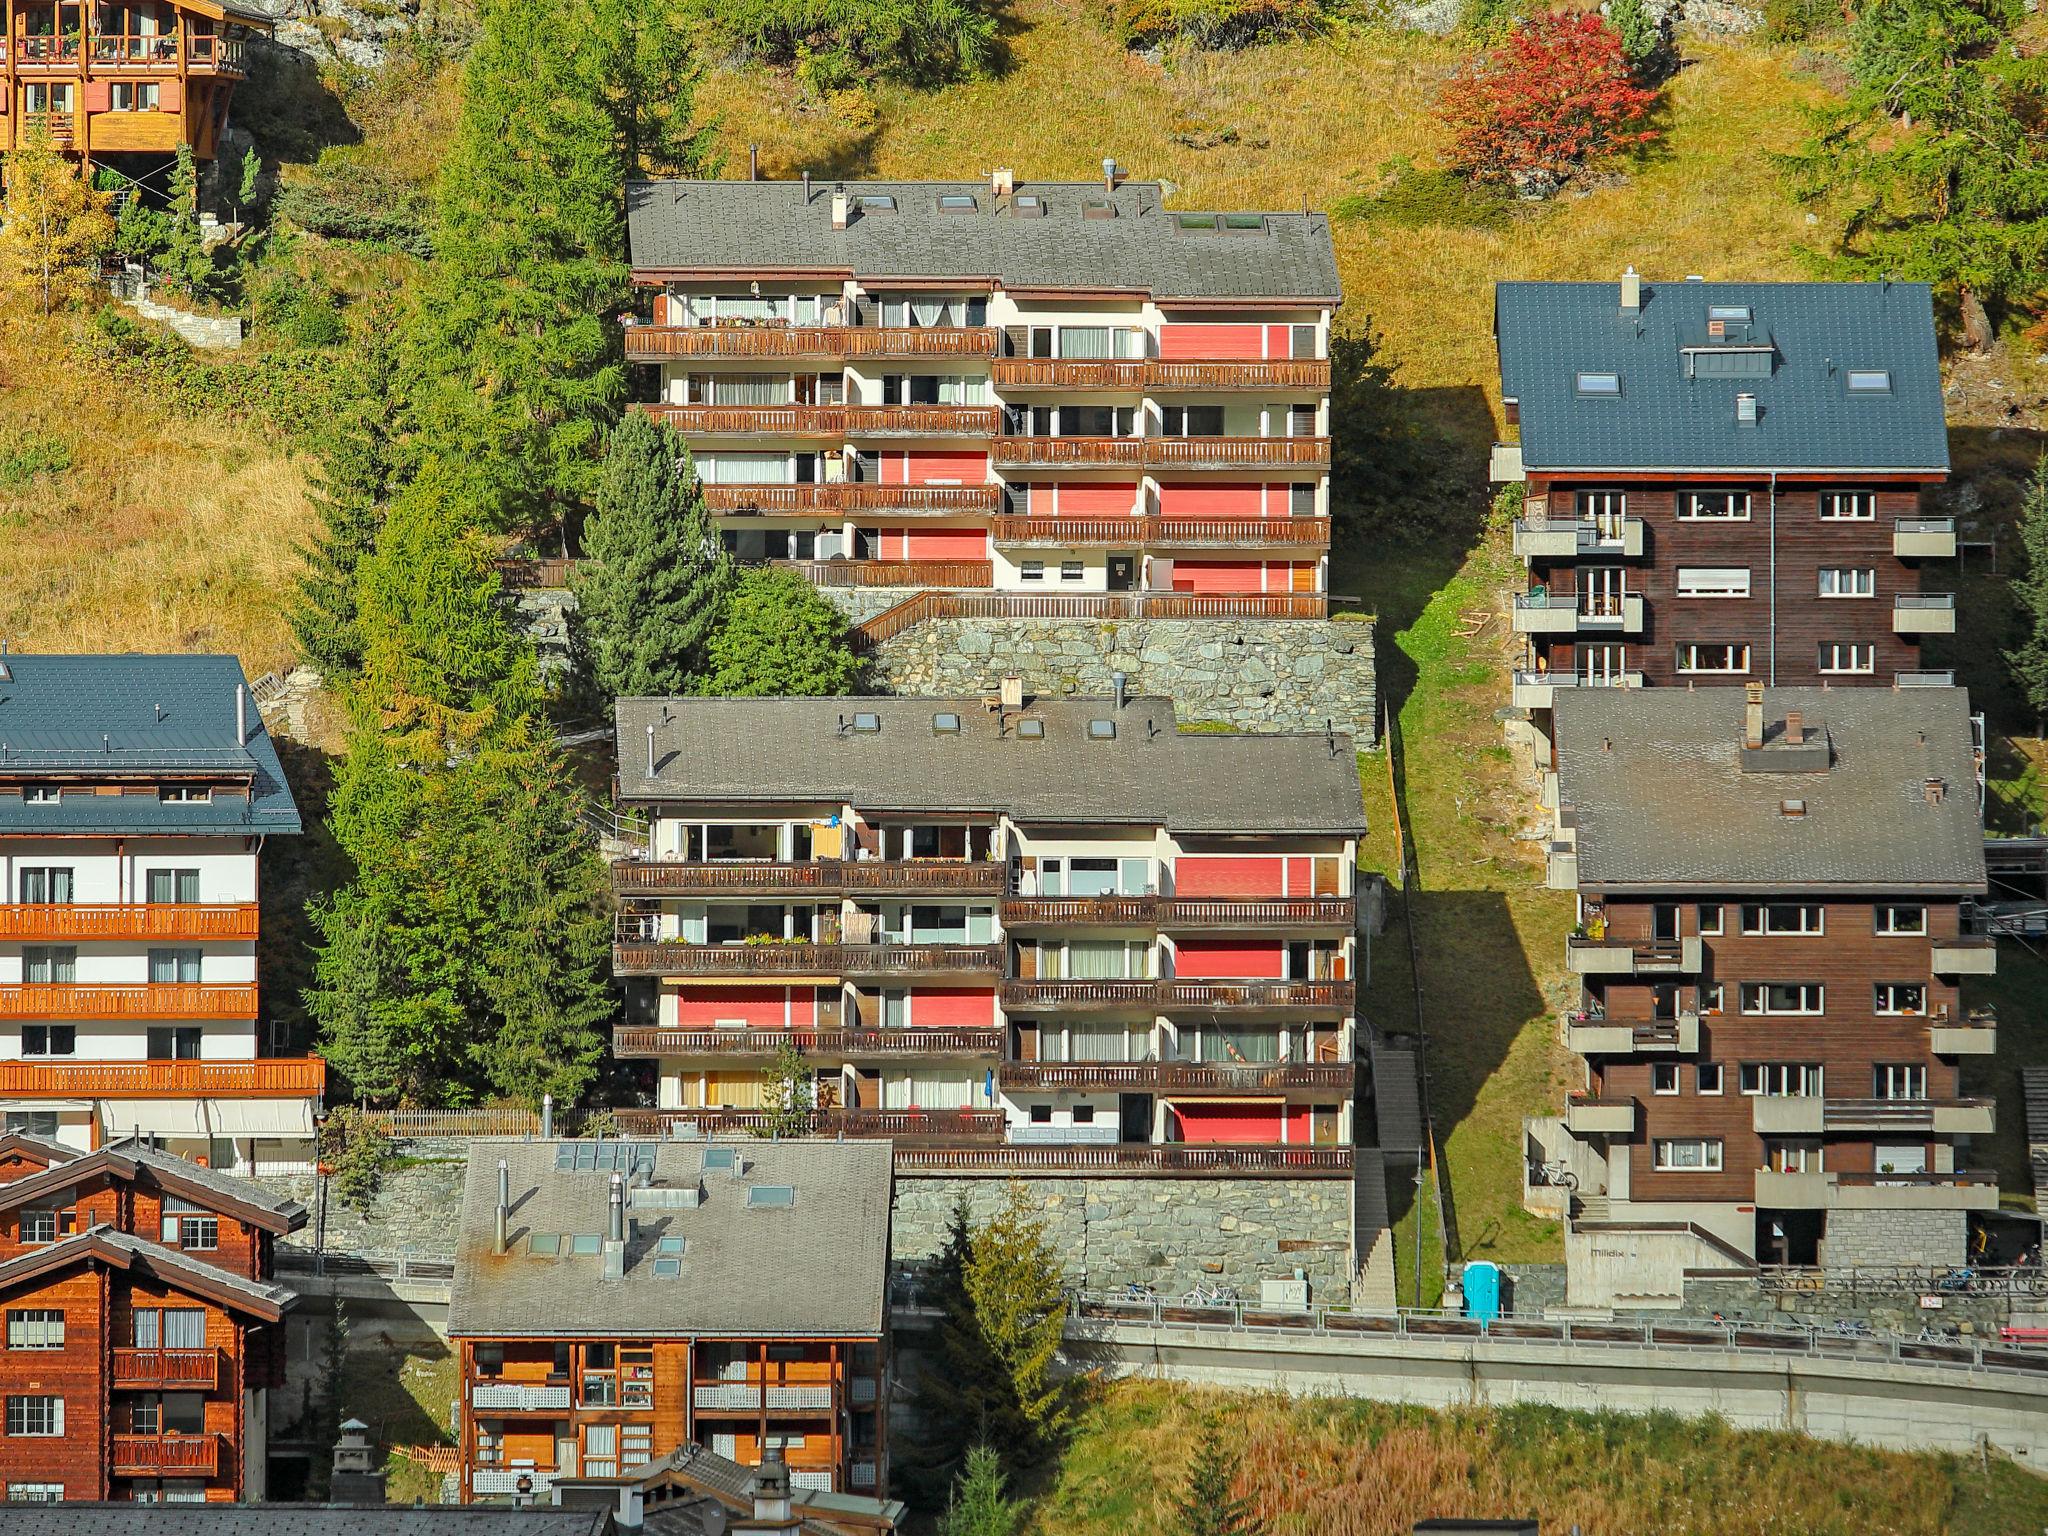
[637,404,847,437]
[990,515,1330,548]
[1000,896,1353,928]
[842,405,1003,437]
[0,983,258,1019]
[1145,437,1329,469]
[21,111,74,146]
[1000,977,1350,1011]
[613,1107,1005,1139]
[612,939,1003,977]
[622,325,1001,361]
[999,1061,1353,1092]
[776,558,992,589]
[990,437,1146,468]
[615,858,1006,897]
[990,359,1150,391]
[1144,359,1330,392]
[892,1143,1353,1175]
[701,483,1000,516]
[0,1057,326,1098]
[1001,979,1159,1010]
[495,556,581,589]
[113,1347,220,1390]
[0,903,259,941]
[112,1433,219,1477]
[612,1026,1003,1058]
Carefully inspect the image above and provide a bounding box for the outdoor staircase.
[1370,1041,1424,1157]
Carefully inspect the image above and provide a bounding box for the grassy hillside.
[1023,1381,2048,1536]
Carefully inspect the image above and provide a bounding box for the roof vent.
[1102,156,1121,192]
[1736,393,1758,425]
[992,166,1015,197]
[1000,676,1025,711]
[1017,718,1045,740]
[1620,266,1641,318]
[831,189,849,230]
[1780,799,1807,818]
[1743,682,1765,750]
[1924,777,1947,805]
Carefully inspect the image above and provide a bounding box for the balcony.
[999,1060,1353,1093]
[1142,359,1330,392]
[637,404,846,438]
[612,932,1003,977]
[692,1382,835,1412]
[991,359,1149,392]
[1564,1094,1635,1135]
[1488,443,1525,482]
[471,1382,572,1411]
[113,1433,218,1478]
[1565,935,1701,976]
[1511,592,1580,635]
[0,982,258,1019]
[1512,517,1645,561]
[777,558,993,589]
[614,1107,1004,1139]
[1752,1168,1830,1208]
[890,1142,1353,1175]
[611,1026,1003,1059]
[999,979,1159,1011]
[622,324,1000,362]
[1894,517,1957,559]
[1815,1097,1993,1134]
[112,1348,219,1391]
[1930,1009,1998,1055]
[1930,937,1997,976]
[615,858,1005,899]
[0,903,259,941]
[991,437,1145,469]
[1896,669,1957,687]
[999,895,1353,930]
[1561,1011,1698,1056]
[1511,670,1644,712]
[1753,1097,1826,1135]
[0,1057,326,1099]
[1545,843,1578,891]
[843,405,1003,438]
[1832,1170,2000,1210]
[1144,437,1328,471]
[1893,593,1956,635]
[990,515,1330,549]
[999,978,1353,1013]
[473,1469,557,1496]
[701,483,1000,517]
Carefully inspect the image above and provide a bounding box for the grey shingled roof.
[569,1442,905,1535]
[0,1509,608,1535]
[0,654,300,835]
[627,179,1340,302]
[1495,279,1948,472]
[614,695,1367,836]
[1554,687,1986,894]
[447,1139,892,1340]
[0,1134,308,1233]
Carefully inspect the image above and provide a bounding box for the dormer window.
[1081,200,1116,220]
[158,785,211,803]
[1575,372,1621,397]
[1845,368,1891,394]
[21,787,57,805]
[937,193,977,214]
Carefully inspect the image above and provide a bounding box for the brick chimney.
[1783,710,1804,746]
[1620,265,1641,318]
[831,189,849,230]
[1743,682,1765,750]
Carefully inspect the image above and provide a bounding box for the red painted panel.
[1173,939,1285,978]
[1286,857,1311,893]
[1157,482,1266,518]
[673,987,815,1028]
[1057,481,1139,514]
[1266,325,1291,357]
[903,527,989,558]
[1158,324,1262,360]
[1172,1102,1284,1144]
[911,988,997,1027]
[159,79,183,115]
[879,451,905,485]
[1175,857,1285,897]
[83,80,111,113]
[1285,1105,1312,1143]
[1172,560,1267,593]
[906,451,987,485]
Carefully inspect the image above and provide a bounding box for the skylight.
[1088,719,1116,739]
[933,712,961,735]
[1016,719,1046,739]
[851,712,881,734]
[1845,369,1892,394]
[857,195,897,213]
[1082,200,1116,220]
[747,1185,797,1208]
[703,1147,738,1171]
[937,193,978,213]
[1707,304,1751,322]
[1013,195,1046,217]
[1575,372,1621,397]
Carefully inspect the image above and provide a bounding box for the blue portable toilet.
[1463,1260,1502,1327]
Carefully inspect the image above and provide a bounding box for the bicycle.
[1534,1160,1579,1192]
[1182,1282,1237,1307]
[1935,1266,1977,1294]
[1121,1281,1157,1303]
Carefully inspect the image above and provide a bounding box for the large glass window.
[17,868,72,904]
[145,869,201,904]
[5,1311,62,1350]
[4,1398,61,1437]
[148,948,202,984]
[21,947,76,984]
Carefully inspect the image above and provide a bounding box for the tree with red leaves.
[1439,12,1660,192]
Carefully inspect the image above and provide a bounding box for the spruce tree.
[908,1197,995,1497]
[0,120,115,315]
[956,1182,1071,1469]
[574,411,733,699]
[937,1445,1021,1536]
[2006,454,2048,725]
[694,567,862,697]
[1172,1422,1267,1536]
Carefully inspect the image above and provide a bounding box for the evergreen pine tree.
[693,566,862,697]
[1172,1422,1267,1536]
[2006,454,2048,725]
[960,1182,1071,1463]
[937,1445,1021,1536]
[573,411,733,698]
[907,1197,994,1497]
[0,120,115,315]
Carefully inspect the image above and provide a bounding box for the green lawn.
[339,1325,459,1504]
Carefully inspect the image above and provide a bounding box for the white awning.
[0,1100,93,1114]
[99,1099,210,1136]
[203,1099,317,1137]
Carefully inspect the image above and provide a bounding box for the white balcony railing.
[471,1382,572,1411]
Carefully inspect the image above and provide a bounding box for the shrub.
[78,307,355,446]
[274,164,435,257]
[1763,0,1843,41]
[1438,12,1660,191]
[316,1107,396,1213]
[0,430,74,491]
[1110,0,1328,50]
[1333,158,1515,229]
[691,0,1000,87]
[249,267,350,349]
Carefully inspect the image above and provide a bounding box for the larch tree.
[937,1445,1021,1536]
[573,410,733,699]
[2006,454,2048,727]
[0,120,115,315]
[960,1182,1072,1467]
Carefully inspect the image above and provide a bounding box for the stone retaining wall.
[1821,1208,1968,1272]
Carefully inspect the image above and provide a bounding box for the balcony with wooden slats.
[0,1057,326,1098]
[613,1107,1006,1139]
[0,983,259,1019]
[998,895,1353,930]
[636,404,847,438]
[775,558,993,589]
[0,903,259,942]
[999,1061,1353,1094]
[990,359,1150,392]
[622,325,1001,362]
[1143,358,1330,392]
[702,484,1000,517]
[113,1433,219,1477]
[1145,437,1330,470]
[611,924,1003,977]
[842,405,1003,438]
[113,1348,221,1391]
[998,978,1353,1013]
[990,437,1145,469]
[990,515,1330,549]
[611,1026,1003,1059]
[614,858,1006,898]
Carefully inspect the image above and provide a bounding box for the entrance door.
[1119,1093,1151,1143]
[1652,904,1681,943]
[1107,555,1136,591]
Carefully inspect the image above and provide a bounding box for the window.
[1819,643,1875,675]
[1696,1063,1724,1095]
[856,194,897,213]
[1818,567,1875,598]
[1676,643,1750,675]
[1019,560,1045,582]
[18,868,71,904]
[1087,719,1116,740]
[1651,1064,1680,1096]
[19,1210,70,1245]
[1876,905,1927,936]
[5,1398,61,1437]
[146,869,202,904]
[1017,719,1045,739]
[1072,1103,1096,1124]
[1028,1104,1052,1124]
[146,1027,202,1060]
[1819,490,1876,521]
[848,712,880,734]
[157,785,211,804]
[1707,304,1752,323]
[23,85,75,115]
[1676,567,1751,599]
[1874,982,1927,1016]
[1764,1142,1822,1173]
[22,947,76,984]
[1679,491,1752,521]
[1575,372,1621,396]
[1845,369,1892,394]
[109,80,158,110]
[160,1205,218,1251]
[1652,1140,1723,1171]
[1738,1062,1824,1096]
[1160,405,1226,437]
[1576,490,1627,520]
[149,948,203,984]
[936,193,977,213]
[21,1026,74,1058]
[1874,1064,1928,1100]
[1740,983,1824,1015]
[1011,194,1045,217]
[1740,904,1824,936]
[1060,560,1084,583]
[21,787,58,806]
[131,1310,203,1351]
[4,1486,63,1503]
[5,1311,62,1350]
[1697,904,1724,937]
[931,713,961,735]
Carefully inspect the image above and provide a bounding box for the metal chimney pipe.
[608,1172,625,1243]
[541,1093,554,1138]
[494,1159,509,1255]
[646,722,656,777]
[234,684,247,747]
[1112,671,1127,712]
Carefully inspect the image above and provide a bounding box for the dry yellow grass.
[0,316,317,672]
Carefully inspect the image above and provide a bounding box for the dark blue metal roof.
[0,654,301,836]
[1494,278,1949,473]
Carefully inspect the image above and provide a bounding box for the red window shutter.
[83,79,111,113]
[159,79,183,114]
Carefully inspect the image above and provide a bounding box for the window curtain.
[161,1309,205,1349]
[1062,940,1129,979]
[911,299,946,328]
[703,453,787,485]
[1060,327,1112,360]
[711,374,788,406]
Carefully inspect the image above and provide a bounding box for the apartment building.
[0,655,316,1170]
[1542,684,1995,1298]
[4,0,271,163]
[623,170,1337,616]
[448,1138,892,1503]
[0,1130,304,1502]
[1493,275,1955,757]
[606,691,1365,1168]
